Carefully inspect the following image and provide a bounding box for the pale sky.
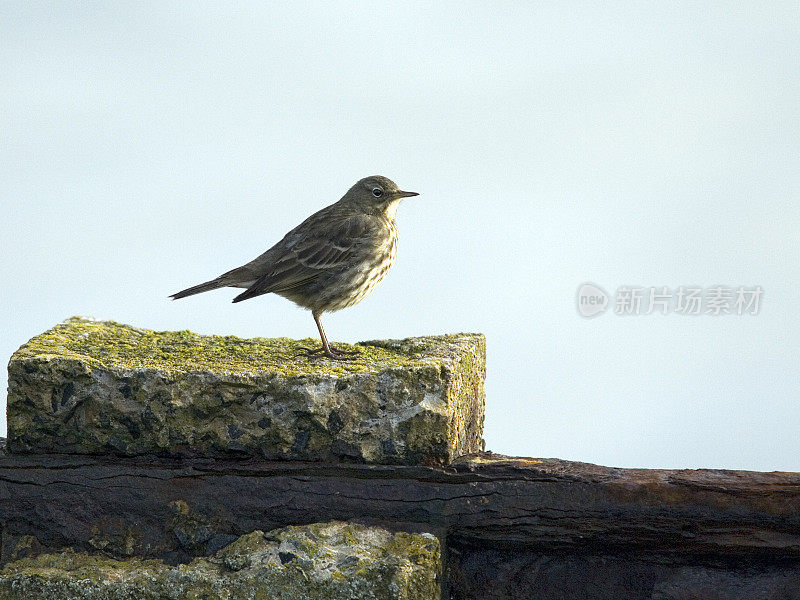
[2,2,799,470]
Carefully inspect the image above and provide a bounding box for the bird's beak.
[396,190,419,198]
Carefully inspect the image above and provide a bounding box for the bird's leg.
[296,312,359,361]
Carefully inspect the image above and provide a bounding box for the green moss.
[9,318,485,464]
[12,317,476,378]
[0,549,168,581]
[0,523,441,600]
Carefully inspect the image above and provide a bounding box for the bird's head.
[342,175,419,218]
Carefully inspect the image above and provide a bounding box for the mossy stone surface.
[7,317,485,465]
[0,521,441,600]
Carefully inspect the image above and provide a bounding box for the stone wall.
[2,318,799,599]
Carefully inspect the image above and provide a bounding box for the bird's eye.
[372,188,383,197]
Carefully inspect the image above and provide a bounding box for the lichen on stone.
[12,317,463,377]
[0,522,441,600]
[7,317,486,465]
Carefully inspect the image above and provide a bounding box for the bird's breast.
[319,219,398,312]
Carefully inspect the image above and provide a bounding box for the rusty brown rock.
[2,448,800,598]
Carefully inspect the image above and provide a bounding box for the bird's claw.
[295,345,360,362]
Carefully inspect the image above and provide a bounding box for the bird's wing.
[231,214,378,303]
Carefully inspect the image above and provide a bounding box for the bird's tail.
[170,278,226,300]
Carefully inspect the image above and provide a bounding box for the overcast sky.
[2,2,798,470]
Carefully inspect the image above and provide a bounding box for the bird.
[170,175,419,360]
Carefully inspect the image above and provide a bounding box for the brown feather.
[232,213,380,303]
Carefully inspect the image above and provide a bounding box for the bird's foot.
[296,345,360,362]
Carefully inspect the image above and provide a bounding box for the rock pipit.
[171,175,418,360]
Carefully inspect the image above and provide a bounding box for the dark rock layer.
[1,448,798,598]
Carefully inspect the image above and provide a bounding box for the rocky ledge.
[0,521,441,600]
[6,317,485,465]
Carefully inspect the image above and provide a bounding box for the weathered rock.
[2,450,800,599]
[0,521,441,600]
[6,317,485,465]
